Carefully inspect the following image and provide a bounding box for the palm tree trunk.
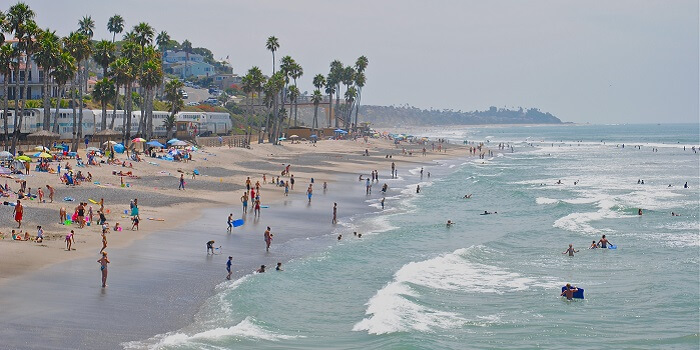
[110,84,118,129]
[335,86,341,128]
[53,86,62,133]
[78,61,85,149]
[327,92,333,128]
[71,76,77,151]
[312,104,318,134]
[125,81,133,145]
[10,63,20,153]
[354,88,362,128]
[3,77,8,151]
[43,67,50,130]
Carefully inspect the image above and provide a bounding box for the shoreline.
[0,137,471,349]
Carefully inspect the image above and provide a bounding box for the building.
[163,50,205,64]
[171,61,216,78]
[212,74,242,90]
[0,39,58,100]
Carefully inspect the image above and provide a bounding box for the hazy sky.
[21,0,699,123]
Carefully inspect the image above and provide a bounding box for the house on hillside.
[171,61,216,78]
[0,39,59,100]
[163,50,205,64]
[212,74,242,90]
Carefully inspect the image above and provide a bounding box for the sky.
[17,0,700,124]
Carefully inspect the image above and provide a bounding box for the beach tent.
[146,141,165,148]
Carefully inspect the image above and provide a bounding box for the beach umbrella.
[334,129,345,133]
[278,137,287,141]
[289,135,299,138]
[34,146,50,151]
[39,152,53,158]
[131,137,146,143]
[146,140,165,148]
[113,144,125,153]
[0,151,13,159]
[103,140,117,146]
[167,138,180,144]
[15,155,31,162]
[172,140,188,146]
[86,147,101,152]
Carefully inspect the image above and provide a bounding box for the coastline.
[0,137,469,349]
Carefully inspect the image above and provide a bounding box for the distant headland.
[359,105,563,126]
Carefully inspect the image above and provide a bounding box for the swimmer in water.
[446,220,454,227]
[416,185,421,193]
[562,244,579,256]
[463,194,472,199]
[561,283,579,300]
[589,241,598,249]
[276,262,283,271]
[257,265,266,273]
[597,234,612,248]
[638,208,643,215]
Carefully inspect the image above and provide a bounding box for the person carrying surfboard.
[561,284,579,300]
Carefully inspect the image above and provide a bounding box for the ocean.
[125,124,699,350]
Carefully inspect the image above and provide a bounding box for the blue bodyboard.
[608,245,617,249]
[232,219,244,227]
[561,286,584,299]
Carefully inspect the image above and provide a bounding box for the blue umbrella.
[167,138,180,144]
[147,140,165,148]
[334,129,345,133]
[113,144,125,153]
[310,134,318,138]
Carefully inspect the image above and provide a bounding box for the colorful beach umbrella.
[103,140,117,146]
[131,137,146,143]
[39,152,53,158]
[34,146,50,151]
[15,155,31,162]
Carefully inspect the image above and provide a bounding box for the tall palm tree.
[107,15,124,43]
[0,44,15,150]
[120,41,140,144]
[180,39,192,79]
[328,60,343,128]
[78,15,95,38]
[50,51,75,134]
[163,78,183,139]
[341,66,356,128]
[310,89,322,134]
[263,71,284,144]
[279,56,294,135]
[287,84,299,133]
[243,66,265,144]
[312,74,326,130]
[289,62,303,127]
[132,23,154,136]
[324,75,336,128]
[34,28,60,130]
[155,31,170,61]
[93,40,116,78]
[353,56,368,128]
[108,57,131,129]
[265,36,279,75]
[6,2,35,152]
[241,71,255,143]
[92,78,115,131]
[64,30,91,150]
[344,86,357,126]
[139,56,163,140]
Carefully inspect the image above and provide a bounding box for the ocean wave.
[353,247,556,335]
[123,317,301,349]
[535,197,559,205]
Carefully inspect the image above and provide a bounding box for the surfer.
[562,244,579,256]
[561,283,579,300]
[597,234,612,248]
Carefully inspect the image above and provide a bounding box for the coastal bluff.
[360,105,563,126]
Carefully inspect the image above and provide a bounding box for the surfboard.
[232,219,244,227]
[561,286,584,299]
[261,205,269,209]
[89,199,98,204]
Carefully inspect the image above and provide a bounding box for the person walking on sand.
[284,181,289,196]
[290,175,295,190]
[13,200,23,228]
[46,185,54,203]
[179,173,185,190]
[98,252,110,288]
[241,192,249,214]
[264,227,273,251]
[226,256,233,280]
[100,230,108,254]
[391,162,395,178]
[307,184,313,203]
[227,214,233,232]
[99,198,104,213]
[562,244,579,256]
[332,203,338,224]
[254,198,261,217]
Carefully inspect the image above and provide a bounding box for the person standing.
[98,252,110,288]
[179,173,185,190]
[562,244,579,256]
[46,185,55,203]
[207,240,215,255]
[227,214,233,232]
[226,256,233,280]
[13,200,23,228]
[254,198,261,217]
[66,230,74,251]
[290,175,295,190]
[391,162,395,178]
[332,203,338,224]
[241,192,249,214]
[365,178,371,195]
[264,227,273,251]
[307,184,313,203]
[100,230,108,254]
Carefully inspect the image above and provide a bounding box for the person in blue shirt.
[226,256,233,280]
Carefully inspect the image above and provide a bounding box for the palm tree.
[353,56,368,128]
[242,66,265,144]
[180,39,192,79]
[328,60,343,128]
[263,71,284,144]
[163,78,183,139]
[324,75,336,128]
[279,56,294,135]
[156,31,170,60]
[92,78,115,131]
[78,15,95,38]
[341,66,356,129]
[0,44,15,149]
[108,57,131,129]
[51,51,76,134]
[287,84,299,133]
[132,23,154,136]
[107,15,124,43]
[33,28,60,130]
[6,2,35,152]
[139,56,163,140]
[64,31,91,150]
[311,89,322,134]
[289,63,303,127]
[93,40,116,78]
[265,36,279,74]
[241,71,255,143]
[344,86,357,126]
[120,41,140,144]
[312,74,326,131]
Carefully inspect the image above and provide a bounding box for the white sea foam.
[535,197,559,205]
[123,317,301,349]
[353,247,557,335]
